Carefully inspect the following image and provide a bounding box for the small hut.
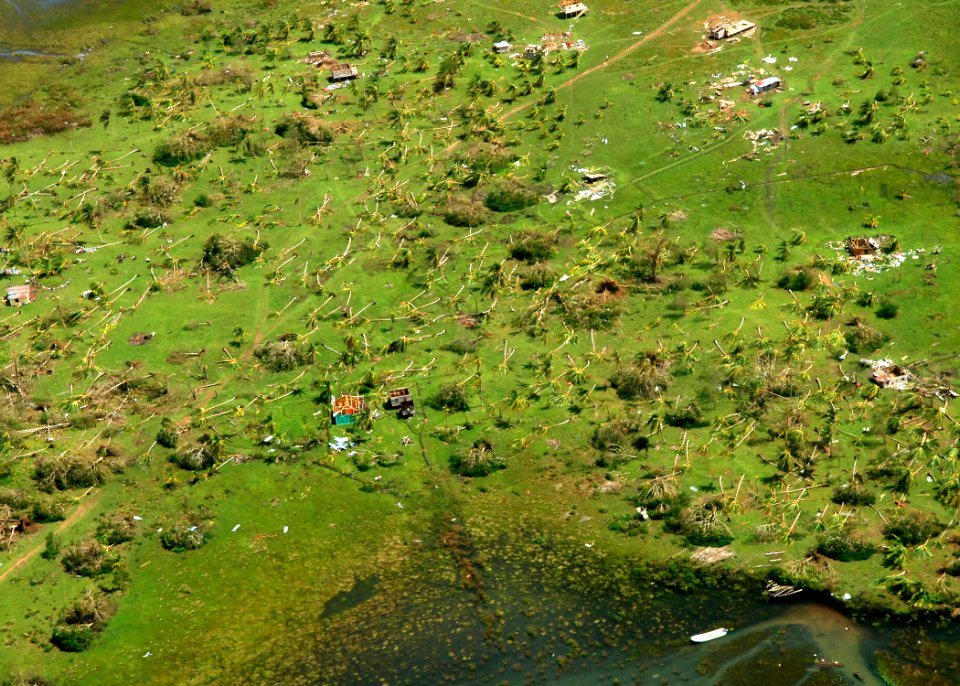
[492,40,512,54]
[5,284,34,307]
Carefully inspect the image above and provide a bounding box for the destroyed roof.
[332,395,366,414]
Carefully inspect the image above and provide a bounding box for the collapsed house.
[304,51,337,68]
[328,63,359,82]
[559,0,588,18]
[332,394,366,425]
[845,236,891,258]
[5,284,34,306]
[708,19,756,40]
[861,359,917,391]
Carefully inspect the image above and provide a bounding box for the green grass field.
[0,0,959,682]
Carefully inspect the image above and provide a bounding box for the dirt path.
[0,492,100,583]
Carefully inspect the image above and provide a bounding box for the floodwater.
[238,531,958,686]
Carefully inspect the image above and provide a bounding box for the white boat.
[691,628,728,643]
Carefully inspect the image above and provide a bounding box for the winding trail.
[0,492,100,583]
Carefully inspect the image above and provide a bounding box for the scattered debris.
[861,358,917,391]
[827,235,917,275]
[710,228,741,242]
[690,546,736,563]
[304,51,337,68]
[767,580,802,598]
[127,332,155,346]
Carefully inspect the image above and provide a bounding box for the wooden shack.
[492,40,512,54]
[5,284,34,307]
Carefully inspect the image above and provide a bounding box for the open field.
[0,0,959,683]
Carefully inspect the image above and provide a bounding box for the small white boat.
[691,628,728,643]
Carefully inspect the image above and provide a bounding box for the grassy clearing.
[0,0,958,681]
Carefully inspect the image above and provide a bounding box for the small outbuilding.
[559,1,588,18]
[328,63,359,82]
[493,40,512,54]
[5,284,34,307]
[749,76,782,95]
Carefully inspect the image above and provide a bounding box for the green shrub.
[201,234,265,275]
[274,114,335,144]
[31,498,66,523]
[520,263,557,290]
[561,293,621,331]
[816,531,875,561]
[427,384,470,412]
[875,301,899,319]
[61,540,119,577]
[609,355,671,400]
[591,420,642,452]
[883,512,941,546]
[509,232,556,263]
[51,591,116,652]
[153,131,209,165]
[41,532,61,560]
[844,317,887,353]
[442,198,489,227]
[664,403,708,429]
[485,184,538,212]
[33,453,123,492]
[253,338,314,372]
[450,438,504,477]
[161,523,208,552]
[673,498,733,547]
[95,513,138,546]
[831,483,876,506]
[776,268,815,291]
[51,626,96,652]
[156,418,179,449]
